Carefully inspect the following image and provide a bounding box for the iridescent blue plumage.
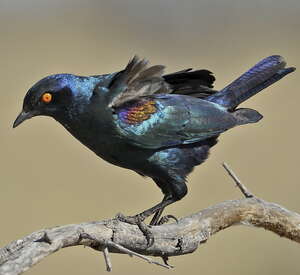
[115,94,239,149]
[13,55,295,226]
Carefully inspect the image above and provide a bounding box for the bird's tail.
[207,55,295,110]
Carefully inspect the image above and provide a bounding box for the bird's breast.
[57,112,153,170]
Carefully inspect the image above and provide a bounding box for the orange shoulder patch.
[120,100,157,125]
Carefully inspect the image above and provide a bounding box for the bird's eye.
[41,92,52,103]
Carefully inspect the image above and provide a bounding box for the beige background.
[1,0,300,274]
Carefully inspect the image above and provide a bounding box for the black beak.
[13,111,35,128]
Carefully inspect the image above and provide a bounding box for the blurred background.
[1,0,299,274]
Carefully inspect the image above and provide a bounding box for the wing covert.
[113,94,238,149]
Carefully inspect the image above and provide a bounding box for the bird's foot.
[116,212,145,224]
[157,214,178,226]
[116,213,154,247]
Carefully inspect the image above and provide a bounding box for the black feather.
[163,69,218,98]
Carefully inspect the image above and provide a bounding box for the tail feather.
[232,67,295,106]
[207,55,295,109]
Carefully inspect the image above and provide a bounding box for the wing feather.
[114,94,237,149]
[108,56,170,108]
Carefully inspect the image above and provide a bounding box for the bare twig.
[106,241,172,269]
[103,247,112,272]
[222,162,254,198]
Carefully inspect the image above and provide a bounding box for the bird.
[13,55,295,231]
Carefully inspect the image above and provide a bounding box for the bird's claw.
[136,219,154,248]
[157,214,178,225]
[115,213,154,248]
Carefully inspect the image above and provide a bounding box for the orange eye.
[41,93,52,103]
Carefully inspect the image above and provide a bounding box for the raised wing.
[107,56,170,108]
[113,94,238,149]
[106,56,218,109]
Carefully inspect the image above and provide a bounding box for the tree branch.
[1,165,300,274]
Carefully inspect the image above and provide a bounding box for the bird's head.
[13,74,97,128]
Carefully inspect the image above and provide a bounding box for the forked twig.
[106,241,172,269]
[81,232,171,270]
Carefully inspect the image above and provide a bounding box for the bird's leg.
[116,196,176,247]
[149,207,165,225]
[117,196,175,224]
[117,180,187,246]
[150,179,187,225]
[149,194,173,225]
